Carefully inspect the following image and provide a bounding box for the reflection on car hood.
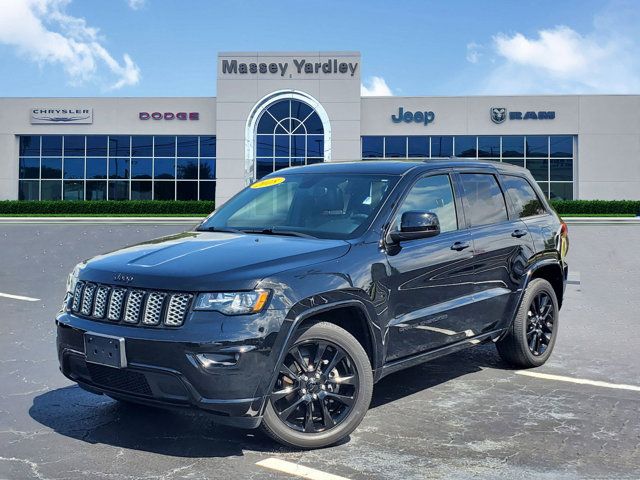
[79,231,351,291]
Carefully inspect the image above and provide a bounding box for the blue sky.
[1,0,638,97]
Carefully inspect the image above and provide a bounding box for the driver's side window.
[393,174,458,233]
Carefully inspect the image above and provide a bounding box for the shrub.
[0,201,214,215]
[550,200,640,215]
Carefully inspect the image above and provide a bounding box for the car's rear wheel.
[260,321,373,449]
[496,278,559,368]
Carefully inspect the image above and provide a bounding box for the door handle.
[511,229,528,238]
[450,241,470,251]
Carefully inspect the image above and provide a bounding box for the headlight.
[194,290,270,315]
[66,262,83,294]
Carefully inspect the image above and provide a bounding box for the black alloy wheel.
[526,291,555,356]
[271,340,359,433]
[260,322,373,449]
[496,278,559,368]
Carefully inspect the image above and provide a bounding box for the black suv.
[57,160,569,449]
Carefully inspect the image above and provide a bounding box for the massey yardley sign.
[31,108,93,124]
[221,58,359,77]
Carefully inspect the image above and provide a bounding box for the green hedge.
[550,200,640,215]
[0,200,638,216]
[0,200,214,215]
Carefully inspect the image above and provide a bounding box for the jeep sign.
[391,107,435,126]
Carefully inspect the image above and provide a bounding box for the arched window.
[254,99,325,179]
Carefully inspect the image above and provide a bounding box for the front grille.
[87,363,152,396]
[71,282,192,327]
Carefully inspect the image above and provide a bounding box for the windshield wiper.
[196,226,244,234]
[242,228,317,239]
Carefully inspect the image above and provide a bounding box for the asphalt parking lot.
[0,222,639,479]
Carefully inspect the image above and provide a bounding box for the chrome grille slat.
[71,283,190,327]
[71,282,84,311]
[80,283,96,316]
[92,286,110,318]
[165,294,193,326]
[142,292,166,325]
[124,290,145,324]
[107,288,126,321]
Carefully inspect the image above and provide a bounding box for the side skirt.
[378,329,504,380]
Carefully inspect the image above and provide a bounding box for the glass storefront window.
[17,134,215,201]
[362,136,383,157]
[454,136,476,157]
[384,137,406,157]
[361,134,575,200]
[408,136,428,157]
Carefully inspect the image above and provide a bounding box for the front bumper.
[56,308,289,428]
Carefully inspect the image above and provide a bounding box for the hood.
[79,231,351,291]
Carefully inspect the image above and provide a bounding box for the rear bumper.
[56,309,289,428]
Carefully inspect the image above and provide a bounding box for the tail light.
[559,221,569,259]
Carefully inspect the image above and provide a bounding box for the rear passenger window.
[459,173,508,227]
[502,175,547,218]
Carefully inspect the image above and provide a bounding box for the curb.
[563,217,640,224]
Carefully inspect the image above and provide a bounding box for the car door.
[456,170,536,334]
[383,171,477,361]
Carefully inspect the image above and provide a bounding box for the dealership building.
[1,51,639,205]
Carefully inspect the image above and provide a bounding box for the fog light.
[195,353,239,368]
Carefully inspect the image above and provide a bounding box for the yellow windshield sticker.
[250,177,285,189]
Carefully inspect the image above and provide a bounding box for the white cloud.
[466,42,482,64]
[470,2,640,94]
[361,76,393,96]
[0,0,141,90]
[127,0,145,10]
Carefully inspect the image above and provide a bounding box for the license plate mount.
[84,332,127,369]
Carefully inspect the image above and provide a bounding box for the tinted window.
[394,175,457,233]
[131,136,153,157]
[109,136,130,156]
[86,135,108,156]
[455,136,476,157]
[64,136,85,156]
[478,136,500,157]
[19,158,39,178]
[526,136,548,157]
[385,137,406,157]
[459,173,508,227]
[408,136,428,157]
[154,136,176,157]
[177,136,198,157]
[63,158,84,179]
[502,175,546,218]
[502,136,524,157]
[200,136,216,157]
[42,136,62,156]
[430,136,453,157]
[20,136,40,156]
[362,136,383,157]
[550,136,573,157]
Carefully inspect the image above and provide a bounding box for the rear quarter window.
[502,175,547,218]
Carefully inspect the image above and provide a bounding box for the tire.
[261,321,373,449]
[496,278,559,368]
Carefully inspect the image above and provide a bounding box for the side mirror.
[388,211,441,243]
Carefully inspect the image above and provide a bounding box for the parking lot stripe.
[256,458,350,480]
[515,370,640,392]
[0,292,40,302]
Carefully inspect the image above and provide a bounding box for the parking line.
[515,370,640,392]
[0,292,40,302]
[256,458,350,480]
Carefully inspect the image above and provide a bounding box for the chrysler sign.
[31,108,93,124]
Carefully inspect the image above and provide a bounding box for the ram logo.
[490,107,507,124]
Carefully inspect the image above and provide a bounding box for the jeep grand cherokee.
[57,160,569,449]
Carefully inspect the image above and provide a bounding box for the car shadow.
[30,344,506,457]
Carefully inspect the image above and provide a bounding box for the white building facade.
[1,51,639,205]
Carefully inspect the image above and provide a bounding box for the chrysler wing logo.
[113,273,134,284]
[490,107,507,124]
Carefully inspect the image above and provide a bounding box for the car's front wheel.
[260,321,373,449]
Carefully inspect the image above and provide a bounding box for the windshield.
[197,173,398,239]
